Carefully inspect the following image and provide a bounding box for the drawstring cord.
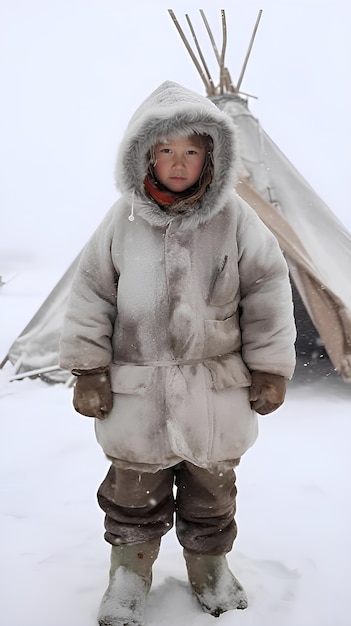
[128,190,135,221]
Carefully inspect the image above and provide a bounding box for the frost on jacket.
[59,81,296,472]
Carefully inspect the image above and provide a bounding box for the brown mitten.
[72,367,113,420]
[249,370,286,415]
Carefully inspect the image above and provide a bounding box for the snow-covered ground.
[2,2,351,624]
[1,267,350,626]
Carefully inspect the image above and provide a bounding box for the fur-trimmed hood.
[115,81,240,227]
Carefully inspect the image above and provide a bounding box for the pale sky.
[1,0,350,269]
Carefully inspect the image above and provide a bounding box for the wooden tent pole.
[219,10,227,94]
[9,364,62,382]
[199,9,234,93]
[168,10,211,94]
[236,9,263,92]
[185,13,216,95]
[199,9,220,64]
[0,354,9,369]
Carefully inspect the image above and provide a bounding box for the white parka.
[60,81,296,472]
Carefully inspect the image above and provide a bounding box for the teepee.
[168,8,351,384]
[2,9,351,384]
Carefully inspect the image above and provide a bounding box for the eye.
[159,148,172,154]
[186,149,198,155]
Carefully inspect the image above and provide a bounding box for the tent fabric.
[4,256,81,383]
[236,178,351,380]
[3,94,351,383]
[212,94,351,381]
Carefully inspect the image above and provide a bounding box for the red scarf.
[144,175,179,207]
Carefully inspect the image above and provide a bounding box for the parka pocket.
[204,314,241,356]
[204,354,251,391]
[110,364,155,395]
[208,255,239,306]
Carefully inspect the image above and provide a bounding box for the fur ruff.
[115,81,240,229]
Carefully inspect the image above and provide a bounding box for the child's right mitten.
[72,367,113,420]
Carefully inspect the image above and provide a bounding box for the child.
[59,81,296,626]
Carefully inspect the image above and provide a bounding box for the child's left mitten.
[248,370,286,415]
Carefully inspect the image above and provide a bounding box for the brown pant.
[97,461,238,555]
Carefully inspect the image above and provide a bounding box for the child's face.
[153,136,206,193]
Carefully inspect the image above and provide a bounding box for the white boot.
[183,550,248,617]
[98,539,160,626]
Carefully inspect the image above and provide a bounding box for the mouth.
[169,176,186,181]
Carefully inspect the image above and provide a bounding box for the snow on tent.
[2,8,351,385]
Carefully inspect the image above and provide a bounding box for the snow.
[1,268,351,626]
[1,1,351,624]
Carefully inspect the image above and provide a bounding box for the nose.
[172,153,185,168]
